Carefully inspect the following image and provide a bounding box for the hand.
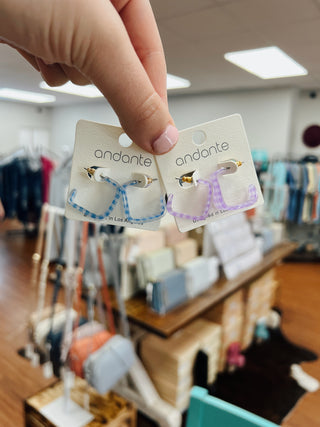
[0,0,179,154]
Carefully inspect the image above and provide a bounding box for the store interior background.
[1,1,320,426]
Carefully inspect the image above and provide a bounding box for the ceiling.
[2,0,320,105]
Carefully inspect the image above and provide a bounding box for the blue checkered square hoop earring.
[121,175,166,222]
[68,167,122,220]
[67,167,166,223]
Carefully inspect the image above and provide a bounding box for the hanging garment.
[298,165,309,224]
[0,158,43,223]
[269,161,288,221]
[286,164,300,222]
[301,164,316,224]
[41,156,55,203]
[315,164,320,223]
[49,160,72,208]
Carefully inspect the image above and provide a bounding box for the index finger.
[112,0,168,105]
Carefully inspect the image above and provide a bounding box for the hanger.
[0,147,26,166]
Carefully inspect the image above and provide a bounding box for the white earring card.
[65,120,165,231]
[156,114,264,232]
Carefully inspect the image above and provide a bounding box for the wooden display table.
[112,242,297,338]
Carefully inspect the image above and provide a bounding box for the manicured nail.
[152,125,179,154]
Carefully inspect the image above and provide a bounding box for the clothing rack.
[0,147,60,229]
[260,155,320,261]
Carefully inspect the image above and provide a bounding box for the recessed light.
[0,88,56,103]
[39,81,103,98]
[40,74,191,97]
[167,73,191,90]
[224,46,308,79]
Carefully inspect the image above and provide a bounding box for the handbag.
[28,303,65,335]
[120,229,166,299]
[34,307,77,351]
[136,247,175,289]
[49,316,87,377]
[84,334,135,394]
[161,222,188,246]
[151,269,189,314]
[172,238,198,267]
[124,228,166,261]
[68,223,116,378]
[82,227,136,395]
[183,256,219,298]
[69,329,113,378]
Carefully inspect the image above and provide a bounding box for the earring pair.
[167,161,258,221]
[68,167,166,223]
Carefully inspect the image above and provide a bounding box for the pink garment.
[41,156,55,203]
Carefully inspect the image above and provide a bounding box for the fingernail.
[152,125,179,154]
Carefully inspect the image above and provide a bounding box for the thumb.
[83,3,179,155]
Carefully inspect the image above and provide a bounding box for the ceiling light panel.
[0,88,56,103]
[40,74,191,97]
[167,73,191,89]
[40,81,103,98]
[224,46,308,79]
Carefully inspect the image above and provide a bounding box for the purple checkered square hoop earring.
[166,171,213,221]
[210,161,258,211]
[166,161,258,221]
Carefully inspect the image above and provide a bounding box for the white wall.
[291,90,320,157]
[51,101,119,153]
[0,101,52,154]
[0,88,314,160]
[169,88,296,156]
[3,88,312,160]
[51,88,296,157]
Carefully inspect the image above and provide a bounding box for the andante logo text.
[176,142,230,166]
[94,149,152,167]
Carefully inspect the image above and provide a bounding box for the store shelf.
[112,242,297,338]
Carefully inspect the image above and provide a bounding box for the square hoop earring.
[166,172,213,221]
[121,175,166,223]
[68,168,166,223]
[210,166,258,211]
[67,167,122,220]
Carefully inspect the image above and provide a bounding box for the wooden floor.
[0,226,319,426]
[277,262,320,427]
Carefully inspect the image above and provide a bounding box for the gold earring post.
[84,167,96,176]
